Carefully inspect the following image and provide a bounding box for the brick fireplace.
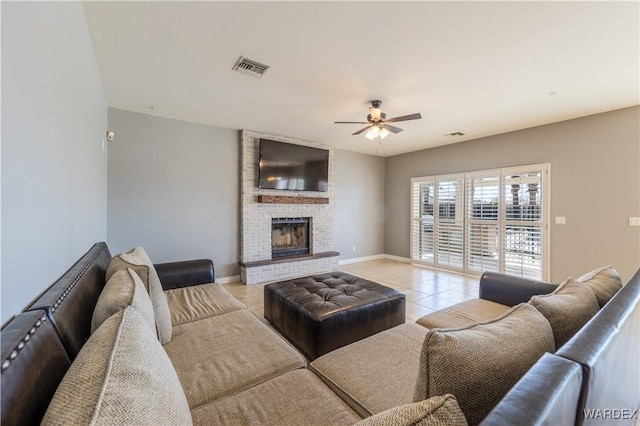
[239,130,339,285]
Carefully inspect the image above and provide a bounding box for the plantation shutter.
[466,172,500,273]
[436,175,464,270]
[411,178,435,264]
[502,168,546,280]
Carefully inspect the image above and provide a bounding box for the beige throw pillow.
[91,267,156,334]
[106,246,172,344]
[577,265,623,308]
[529,277,599,348]
[414,303,554,426]
[42,307,192,425]
[355,395,468,426]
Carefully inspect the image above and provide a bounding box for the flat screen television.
[258,139,329,192]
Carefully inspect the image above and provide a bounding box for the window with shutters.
[411,179,435,263]
[502,167,546,280]
[411,164,549,280]
[466,172,500,274]
[436,175,464,270]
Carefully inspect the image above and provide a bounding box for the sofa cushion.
[191,369,362,425]
[163,309,306,409]
[576,265,623,308]
[106,246,172,344]
[529,278,599,348]
[42,307,192,425]
[414,303,554,425]
[164,283,246,326]
[310,323,429,418]
[355,395,467,426]
[416,299,510,329]
[91,267,155,334]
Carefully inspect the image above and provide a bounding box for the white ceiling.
[83,1,639,157]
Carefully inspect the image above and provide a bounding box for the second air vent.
[232,56,270,78]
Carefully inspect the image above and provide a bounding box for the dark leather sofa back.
[1,310,71,426]
[556,268,640,425]
[25,242,111,358]
[481,352,583,425]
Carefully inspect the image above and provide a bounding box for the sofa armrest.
[479,272,558,307]
[155,259,214,290]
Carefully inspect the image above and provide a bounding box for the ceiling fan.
[335,100,422,140]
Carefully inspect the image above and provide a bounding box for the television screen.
[258,139,329,192]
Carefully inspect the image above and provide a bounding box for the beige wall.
[107,108,240,278]
[334,150,386,260]
[384,106,640,282]
[1,2,108,324]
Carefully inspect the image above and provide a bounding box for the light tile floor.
[222,259,481,323]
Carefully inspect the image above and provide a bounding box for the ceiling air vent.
[232,56,270,78]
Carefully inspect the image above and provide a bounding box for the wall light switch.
[629,217,640,227]
[555,216,566,225]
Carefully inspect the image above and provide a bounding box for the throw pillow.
[414,303,554,426]
[91,267,156,335]
[529,277,599,349]
[576,265,622,308]
[106,246,172,344]
[42,307,192,425]
[355,395,467,426]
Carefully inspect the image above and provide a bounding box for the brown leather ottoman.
[264,272,406,360]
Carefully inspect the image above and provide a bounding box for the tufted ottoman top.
[264,272,405,359]
[267,272,403,320]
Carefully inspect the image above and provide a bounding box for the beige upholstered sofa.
[41,246,365,425]
[2,243,467,426]
[2,242,637,426]
[309,266,637,426]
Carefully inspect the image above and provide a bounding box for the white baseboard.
[383,254,412,263]
[339,254,386,265]
[215,275,241,284]
[338,253,412,265]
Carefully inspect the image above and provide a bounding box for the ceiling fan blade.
[335,121,369,124]
[384,112,422,123]
[352,125,373,135]
[381,123,404,134]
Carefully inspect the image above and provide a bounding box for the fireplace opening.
[272,218,310,259]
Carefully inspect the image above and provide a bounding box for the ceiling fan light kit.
[365,125,389,140]
[335,100,422,140]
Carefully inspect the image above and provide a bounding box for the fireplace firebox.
[272,218,310,259]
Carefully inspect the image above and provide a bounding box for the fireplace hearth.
[272,218,310,259]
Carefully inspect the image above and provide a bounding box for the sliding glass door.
[411,164,549,280]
